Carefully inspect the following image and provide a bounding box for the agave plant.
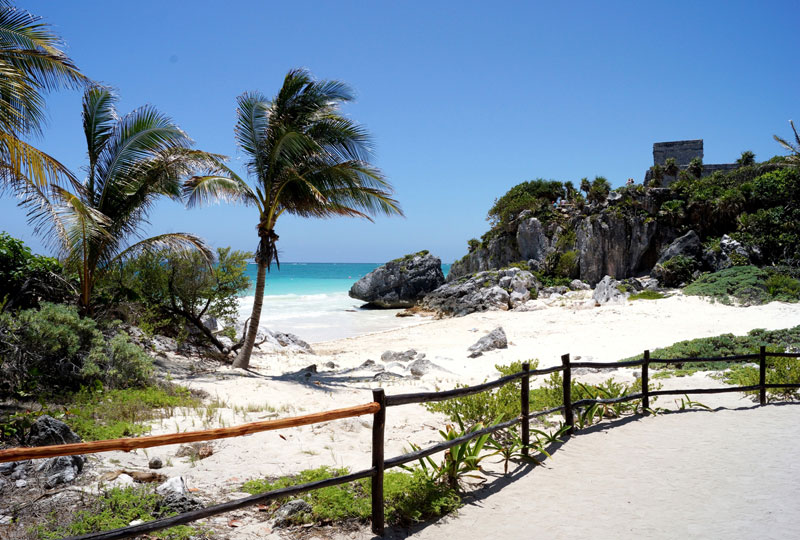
[0,2,87,191]
[20,86,224,312]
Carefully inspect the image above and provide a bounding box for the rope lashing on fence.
[0,401,380,463]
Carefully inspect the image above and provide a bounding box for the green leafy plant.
[408,416,492,490]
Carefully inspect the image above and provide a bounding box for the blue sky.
[2,0,797,263]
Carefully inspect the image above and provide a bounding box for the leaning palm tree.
[774,120,800,167]
[0,2,88,192]
[184,69,403,369]
[21,86,223,312]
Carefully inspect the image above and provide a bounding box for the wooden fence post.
[642,350,650,414]
[759,346,767,406]
[521,362,530,456]
[371,389,386,536]
[561,354,573,436]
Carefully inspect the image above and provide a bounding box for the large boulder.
[423,268,538,317]
[655,230,702,266]
[592,275,628,304]
[349,251,445,308]
[28,415,81,446]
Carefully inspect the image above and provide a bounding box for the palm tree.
[774,120,800,167]
[184,69,403,369]
[0,2,88,192]
[21,86,223,312]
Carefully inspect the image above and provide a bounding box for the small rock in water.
[149,457,164,470]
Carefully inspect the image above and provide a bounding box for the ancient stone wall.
[653,139,703,167]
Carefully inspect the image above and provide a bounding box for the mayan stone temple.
[644,139,739,185]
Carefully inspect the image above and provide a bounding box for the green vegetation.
[487,179,564,229]
[102,247,251,350]
[14,86,224,314]
[623,326,800,373]
[684,266,800,305]
[425,361,646,428]
[0,303,153,395]
[0,3,87,194]
[0,232,66,310]
[628,290,667,300]
[242,466,460,526]
[184,69,402,369]
[656,255,698,287]
[33,486,200,540]
[725,355,800,401]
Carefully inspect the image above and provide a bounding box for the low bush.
[0,303,154,395]
[34,486,200,540]
[684,266,800,305]
[725,356,800,400]
[242,466,460,526]
[623,326,800,373]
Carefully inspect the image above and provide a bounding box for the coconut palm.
[184,69,403,369]
[774,120,800,167]
[21,86,223,312]
[0,2,87,191]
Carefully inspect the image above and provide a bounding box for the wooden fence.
[1,347,798,539]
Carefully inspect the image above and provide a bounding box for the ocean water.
[237,262,450,343]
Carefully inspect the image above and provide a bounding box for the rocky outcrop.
[447,189,687,286]
[423,267,539,316]
[655,230,702,265]
[349,251,445,308]
[28,415,81,446]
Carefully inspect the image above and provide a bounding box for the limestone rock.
[28,415,81,447]
[158,492,203,515]
[467,327,508,358]
[592,275,628,304]
[569,279,591,290]
[380,349,418,363]
[656,230,702,266]
[149,457,164,470]
[408,358,443,377]
[423,268,538,317]
[36,455,85,488]
[273,499,312,528]
[156,476,186,496]
[349,251,445,308]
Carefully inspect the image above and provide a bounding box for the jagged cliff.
[449,188,682,285]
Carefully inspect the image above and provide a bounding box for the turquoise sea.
[238,262,450,343]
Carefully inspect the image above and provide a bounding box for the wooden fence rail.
[1,348,796,539]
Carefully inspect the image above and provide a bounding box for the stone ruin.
[644,139,739,186]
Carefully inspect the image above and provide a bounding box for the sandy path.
[382,401,800,540]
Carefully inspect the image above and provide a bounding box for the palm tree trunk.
[233,260,267,369]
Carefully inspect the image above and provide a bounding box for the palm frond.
[0,132,77,189]
[82,86,118,194]
[107,232,212,267]
[184,173,259,209]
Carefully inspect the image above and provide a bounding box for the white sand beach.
[90,294,800,539]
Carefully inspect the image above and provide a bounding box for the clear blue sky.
[2,0,797,263]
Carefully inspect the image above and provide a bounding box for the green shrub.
[242,466,460,526]
[656,255,697,287]
[684,266,799,305]
[0,232,66,310]
[623,325,800,372]
[0,303,154,395]
[725,356,800,400]
[554,250,579,278]
[34,486,199,540]
[487,179,564,228]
